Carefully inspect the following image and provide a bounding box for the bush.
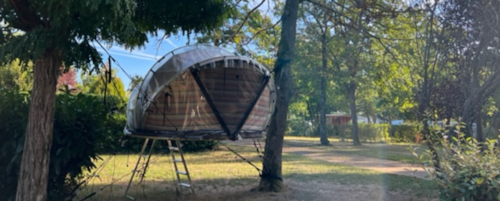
[0,91,29,201]
[0,91,124,201]
[333,124,351,141]
[414,131,500,201]
[390,124,421,143]
[331,123,389,142]
[287,118,313,136]
[358,123,390,142]
[181,140,219,152]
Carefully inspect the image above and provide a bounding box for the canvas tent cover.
[125,45,276,140]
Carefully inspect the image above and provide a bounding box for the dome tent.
[125,45,276,140]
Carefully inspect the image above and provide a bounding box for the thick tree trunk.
[319,29,329,145]
[254,0,299,192]
[348,81,361,146]
[16,51,60,201]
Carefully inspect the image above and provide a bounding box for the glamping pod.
[125,45,276,140]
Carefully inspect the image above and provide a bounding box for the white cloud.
[164,38,179,48]
[109,46,158,60]
[106,50,157,61]
[94,43,158,61]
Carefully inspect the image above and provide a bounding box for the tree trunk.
[475,100,484,142]
[319,27,329,146]
[418,87,442,179]
[348,81,361,146]
[16,51,60,201]
[366,111,371,124]
[254,0,299,192]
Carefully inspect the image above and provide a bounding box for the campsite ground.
[79,137,438,201]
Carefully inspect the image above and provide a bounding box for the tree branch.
[223,0,266,45]
[241,18,281,46]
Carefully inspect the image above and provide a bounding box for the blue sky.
[94,35,188,89]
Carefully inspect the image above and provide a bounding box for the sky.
[93,34,188,89]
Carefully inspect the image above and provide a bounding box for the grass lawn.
[284,136,428,164]
[75,143,437,201]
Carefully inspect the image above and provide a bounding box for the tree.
[440,0,500,142]
[254,0,300,192]
[0,1,230,200]
[197,0,283,69]
[300,0,334,145]
[128,74,144,92]
[0,60,33,92]
[81,66,127,100]
[57,67,77,92]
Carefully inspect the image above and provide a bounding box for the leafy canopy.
[0,0,231,68]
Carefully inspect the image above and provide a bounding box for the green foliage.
[196,0,280,61]
[0,90,126,200]
[181,140,219,152]
[49,92,109,200]
[0,91,29,200]
[390,124,421,143]
[415,133,500,201]
[287,118,314,136]
[134,0,231,37]
[358,123,390,143]
[0,0,231,70]
[80,68,127,100]
[0,60,33,92]
[332,123,390,143]
[128,74,144,92]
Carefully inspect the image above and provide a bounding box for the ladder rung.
[173,159,183,162]
[179,183,191,188]
[176,171,187,175]
[169,146,180,151]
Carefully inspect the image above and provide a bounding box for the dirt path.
[229,139,429,179]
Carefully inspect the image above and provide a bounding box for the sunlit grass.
[284,136,427,163]
[75,143,436,201]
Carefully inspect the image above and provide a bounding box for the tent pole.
[190,68,233,138]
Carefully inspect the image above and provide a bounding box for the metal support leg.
[125,138,152,200]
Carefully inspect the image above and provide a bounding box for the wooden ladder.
[167,139,195,195]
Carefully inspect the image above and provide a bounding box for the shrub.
[390,124,421,143]
[0,91,29,201]
[414,131,500,201]
[358,123,390,142]
[181,140,219,152]
[0,91,121,201]
[331,123,389,142]
[333,124,351,141]
[287,118,312,136]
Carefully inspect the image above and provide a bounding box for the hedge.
[290,121,423,143]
